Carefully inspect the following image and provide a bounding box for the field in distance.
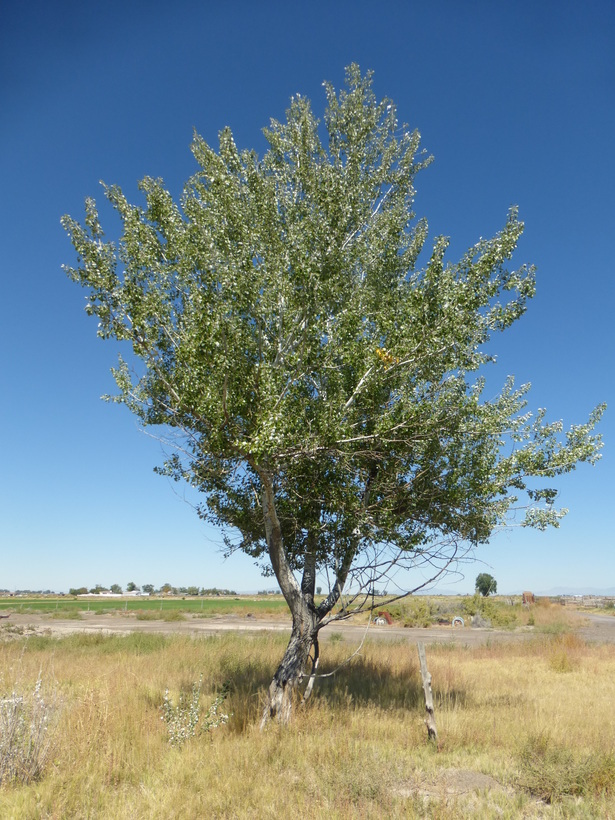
[2,593,612,631]
[0,594,290,618]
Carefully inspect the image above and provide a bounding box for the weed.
[0,676,59,785]
[160,676,230,747]
[548,649,578,673]
[538,621,570,635]
[0,623,25,637]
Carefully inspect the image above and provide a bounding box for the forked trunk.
[261,607,318,727]
[257,471,342,727]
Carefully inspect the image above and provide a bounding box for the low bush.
[462,594,518,628]
[135,610,160,621]
[386,598,436,627]
[50,609,82,620]
[162,610,186,622]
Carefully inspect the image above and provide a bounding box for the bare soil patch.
[396,767,510,797]
[2,610,613,645]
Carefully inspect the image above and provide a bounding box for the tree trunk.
[256,469,348,727]
[261,603,318,727]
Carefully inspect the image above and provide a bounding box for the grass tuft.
[517,732,615,802]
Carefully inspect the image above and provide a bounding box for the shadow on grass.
[9,631,468,728]
[219,642,468,720]
[315,654,467,711]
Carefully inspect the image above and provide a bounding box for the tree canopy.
[62,65,604,721]
[475,573,497,597]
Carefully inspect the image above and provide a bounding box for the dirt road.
[4,611,615,646]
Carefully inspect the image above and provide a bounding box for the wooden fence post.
[417,642,438,743]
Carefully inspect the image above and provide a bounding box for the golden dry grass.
[1,611,614,818]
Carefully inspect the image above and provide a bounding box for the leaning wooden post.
[417,642,438,743]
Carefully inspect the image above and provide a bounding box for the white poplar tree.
[63,66,604,723]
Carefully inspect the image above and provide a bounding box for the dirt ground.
[2,610,614,645]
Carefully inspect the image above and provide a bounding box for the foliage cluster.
[383,598,437,627]
[373,594,526,628]
[475,572,497,596]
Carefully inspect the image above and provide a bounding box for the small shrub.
[488,605,517,628]
[162,610,186,622]
[462,594,517,628]
[160,676,230,747]
[386,599,436,627]
[462,593,481,617]
[0,676,59,785]
[50,609,82,620]
[136,610,160,621]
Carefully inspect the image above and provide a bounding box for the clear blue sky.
[1,0,613,594]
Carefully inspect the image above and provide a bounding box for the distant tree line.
[68,584,237,596]
[0,589,57,596]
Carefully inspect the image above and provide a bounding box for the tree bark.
[260,601,319,727]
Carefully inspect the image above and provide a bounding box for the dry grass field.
[1,600,615,818]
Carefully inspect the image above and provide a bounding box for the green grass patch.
[0,596,289,617]
[22,632,171,654]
